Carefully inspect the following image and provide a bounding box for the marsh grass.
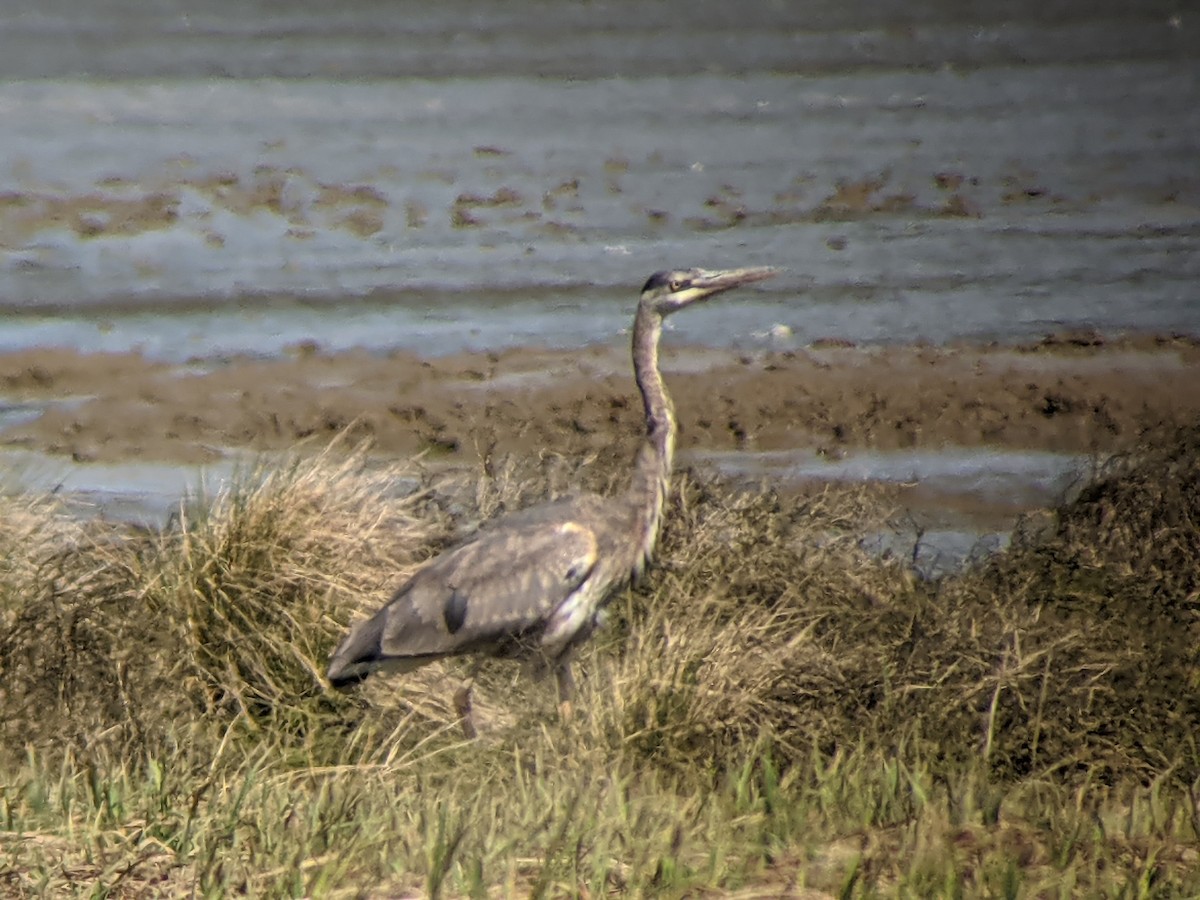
[1,432,1198,896]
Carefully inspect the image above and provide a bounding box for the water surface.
[0,2,1196,360]
[0,0,1196,560]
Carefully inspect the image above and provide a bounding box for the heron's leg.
[555,661,575,723]
[453,659,484,740]
[452,684,477,740]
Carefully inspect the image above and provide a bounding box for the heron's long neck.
[628,305,674,577]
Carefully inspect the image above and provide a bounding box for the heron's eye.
[668,279,685,292]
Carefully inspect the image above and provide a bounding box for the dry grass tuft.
[141,449,443,727]
[565,434,1200,784]
[0,493,144,758]
[0,425,1197,895]
[946,423,1200,780]
[572,478,889,769]
[0,446,447,767]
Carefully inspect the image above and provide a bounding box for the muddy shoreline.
[1,331,1197,470]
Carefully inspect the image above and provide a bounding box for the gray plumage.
[326,266,778,724]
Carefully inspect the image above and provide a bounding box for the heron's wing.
[377,517,600,659]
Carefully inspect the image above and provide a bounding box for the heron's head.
[639,266,778,317]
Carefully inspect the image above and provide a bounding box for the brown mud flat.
[1,331,1198,469]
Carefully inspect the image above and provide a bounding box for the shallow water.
[0,440,1089,578]
[0,3,1197,360]
[0,449,239,525]
[690,446,1090,576]
[694,445,1089,507]
[0,1,1197,557]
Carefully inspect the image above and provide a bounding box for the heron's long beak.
[691,266,779,299]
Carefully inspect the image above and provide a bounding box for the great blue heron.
[326,266,778,735]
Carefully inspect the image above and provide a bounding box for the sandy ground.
[1,331,1198,470]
